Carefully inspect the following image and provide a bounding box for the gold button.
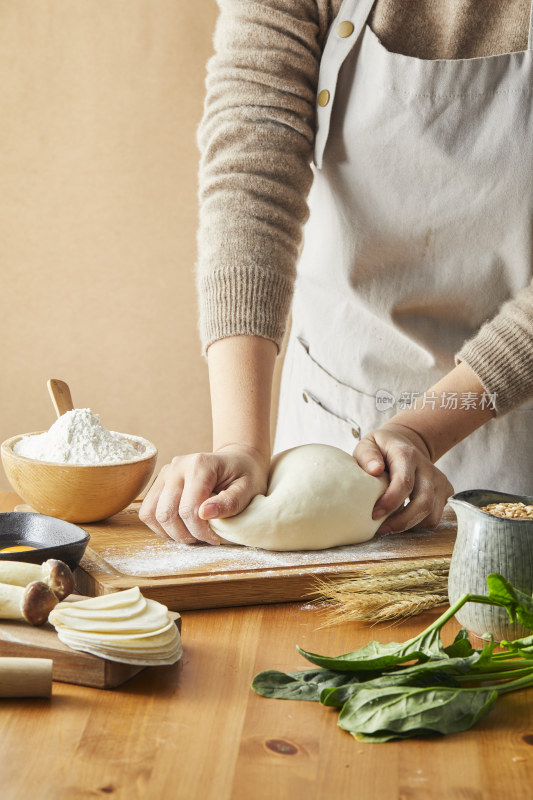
[336,20,355,38]
[317,89,330,107]
[302,392,309,403]
[351,427,360,439]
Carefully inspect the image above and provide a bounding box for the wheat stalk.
[324,569,447,595]
[322,557,450,579]
[311,557,451,624]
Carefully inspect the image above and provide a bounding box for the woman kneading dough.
[140,1,533,547]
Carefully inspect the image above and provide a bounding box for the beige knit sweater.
[197,0,533,414]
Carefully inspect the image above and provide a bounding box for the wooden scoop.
[47,379,74,418]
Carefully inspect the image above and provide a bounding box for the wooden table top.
[2,491,533,799]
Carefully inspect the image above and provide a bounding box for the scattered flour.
[14,408,155,466]
[98,526,453,577]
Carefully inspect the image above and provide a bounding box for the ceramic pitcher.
[448,489,533,641]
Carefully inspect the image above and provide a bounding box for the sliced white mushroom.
[0,580,59,626]
[0,559,74,600]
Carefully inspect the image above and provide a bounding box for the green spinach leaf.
[486,573,533,630]
[338,684,498,741]
[251,668,359,701]
[250,576,533,745]
[297,624,445,673]
[443,628,475,658]
[320,653,479,708]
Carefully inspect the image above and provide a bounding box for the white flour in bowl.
[14,408,156,465]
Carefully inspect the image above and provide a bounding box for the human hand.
[353,422,454,534]
[139,443,270,545]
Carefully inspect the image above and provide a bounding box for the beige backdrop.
[0,0,234,491]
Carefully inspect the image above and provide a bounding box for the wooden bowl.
[1,433,157,523]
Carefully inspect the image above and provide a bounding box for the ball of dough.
[209,443,389,551]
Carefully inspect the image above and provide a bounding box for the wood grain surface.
[69,502,456,610]
[2,492,533,800]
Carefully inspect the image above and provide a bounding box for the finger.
[139,466,181,539]
[445,480,455,504]
[372,447,416,520]
[200,476,256,520]
[411,492,440,531]
[379,473,436,534]
[353,437,386,476]
[179,455,223,545]
[156,472,198,544]
[412,477,454,530]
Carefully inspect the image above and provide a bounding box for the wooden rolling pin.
[0,657,53,698]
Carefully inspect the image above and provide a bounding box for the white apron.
[275,0,533,494]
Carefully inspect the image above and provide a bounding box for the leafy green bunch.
[252,574,533,742]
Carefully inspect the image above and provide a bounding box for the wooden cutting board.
[0,595,182,689]
[61,502,457,611]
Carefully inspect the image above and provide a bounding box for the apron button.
[317,89,330,107]
[351,426,361,439]
[302,392,309,403]
[336,20,355,38]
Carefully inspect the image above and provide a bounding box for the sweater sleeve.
[456,283,533,415]
[196,0,327,353]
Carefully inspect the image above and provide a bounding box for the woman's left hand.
[353,421,454,534]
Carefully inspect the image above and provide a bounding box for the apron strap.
[314,0,376,169]
[529,0,533,50]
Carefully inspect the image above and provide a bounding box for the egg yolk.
[0,545,37,553]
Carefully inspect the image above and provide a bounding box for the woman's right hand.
[138,443,270,545]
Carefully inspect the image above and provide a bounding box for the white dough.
[56,628,183,666]
[57,623,177,646]
[54,619,175,640]
[52,593,147,621]
[54,587,142,611]
[48,587,182,666]
[209,444,389,551]
[49,598,170,633]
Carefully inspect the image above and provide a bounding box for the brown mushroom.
[40,559,75,601]
[0,580,59,626]
[21,581,60,625]
[0,558,74,600]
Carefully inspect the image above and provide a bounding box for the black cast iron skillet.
[0,512,89,570]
